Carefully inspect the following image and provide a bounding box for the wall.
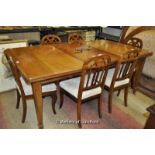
[135,30,155,79]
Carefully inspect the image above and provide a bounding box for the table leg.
[32,82,43,129]
[144,104,155,129]
[132,57,146,93]
[144,114,155,129]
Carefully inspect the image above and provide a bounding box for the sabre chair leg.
[98,95,102,118]
[131,71,136,94]
[108,92,113,113]
[51,92,57,114]
[22,98,27,123]
[117,89,121,96]
[59,89,64,109]
[124,87,128,107]
[77,101,82,128]
[16,89,21,109]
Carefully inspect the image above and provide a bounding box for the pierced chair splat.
[125,37,143,49]
[68,33,84,45]
[41,34,62,45]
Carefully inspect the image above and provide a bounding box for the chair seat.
[17,77,57,96]
[60,77,102,99]
[105,68,130,88]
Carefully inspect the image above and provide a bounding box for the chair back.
[114,49,139,83]
[5,54,26,96]
[41,34,62,45]
[68,33,84,44]
[124,37,143,49]
[78,54,111,98]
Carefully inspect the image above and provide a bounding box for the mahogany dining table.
[4,40,152,128]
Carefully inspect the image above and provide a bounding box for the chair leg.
[56,81,60,91]
[117,89,121,96]
[131,71,136,94]
[59,89,64,109]
[77,101,82,128]
[51,92,57,114]
[21,97,27,123]
[98,95,102,118]
[108,92,113,113]
[124,87,128,107]
[133,87,136,94]
[16,89,21,109]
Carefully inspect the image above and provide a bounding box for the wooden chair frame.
[59,54,111,128]
[105,50,139,113]
[6,55,57,123]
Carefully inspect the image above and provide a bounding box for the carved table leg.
[32,82,43,129]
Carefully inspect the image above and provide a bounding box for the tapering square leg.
[32,82,43,129]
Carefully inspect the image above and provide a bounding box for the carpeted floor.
[0,89,154,129]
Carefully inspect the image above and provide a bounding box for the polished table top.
[5,40,152,84]
[5,45,84,83]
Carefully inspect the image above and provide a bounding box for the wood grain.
[5,45,83,83]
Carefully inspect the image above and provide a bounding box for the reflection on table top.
[88,40,152,58]
[55,42,120,63]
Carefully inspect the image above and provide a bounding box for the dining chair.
[104,49,139,113]
[6,55,57,123]
[59,54,111,128]
[41,34,62,45]
[122,37,143,94]
[68,33,84,44]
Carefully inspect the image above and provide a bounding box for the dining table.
[4,40,153,128]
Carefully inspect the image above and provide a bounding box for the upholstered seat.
[17,77,57,96]
[60,77,102,99]
[105,68,130,88]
